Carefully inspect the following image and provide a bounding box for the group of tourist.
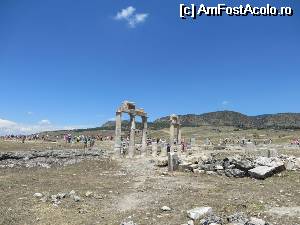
[0,134,49,142]
[291,138,300,146]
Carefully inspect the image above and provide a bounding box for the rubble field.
[0,148,299,225]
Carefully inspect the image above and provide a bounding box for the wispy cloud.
[222,100,229,106]
[114,6,149,28]
[38,119,51,125]
[0,118,95,135]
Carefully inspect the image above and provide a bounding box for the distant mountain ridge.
[153,111,300,129]
[101,111,300,130]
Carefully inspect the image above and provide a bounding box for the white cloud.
[38,119,51,125]
[0,119,17,128]
[0,118,95,135]
[27,111,33,115]
[115,6,149,28]
[115,6,136,20]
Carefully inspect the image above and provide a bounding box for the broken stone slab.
[284,157,300,171]
[120,221,137,225]
[199,164,215,171]
[199,214,223,225]
[215,165,224,170]
[187,207,212,220]
[189,164,199,170]
[227,212,249,224]
[227,223,245,225]
[185,156,199,164]
[156,158,168,167]
[85,191,93,197]
[33,193,43,198]
[225,168,246,178]
[178,162,193,172]
[266,206,300,218]
[72,195,81,202]
[248,166,279,179]
[168,152,179,172]
[255,157,284,168]
[231,158,255,171]
[193,169,205,174]
[247,217,266,225]
[161,206,171,211]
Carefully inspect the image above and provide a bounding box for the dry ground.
[0,127,300,225]
[0,156,300,225]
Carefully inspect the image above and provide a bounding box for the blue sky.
[0,0,299,134]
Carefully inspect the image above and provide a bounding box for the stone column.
[168,152,179,172]
[128,114,136,158]
[178,126,182,144]
[176,124,181,144]
[152,141,157,157]
[160,143,168,157]
[141,116,147,156]
[170,123,175,147]
[114,112,122,156]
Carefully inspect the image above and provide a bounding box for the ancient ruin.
[169,114,181,150]
[114,101,148,157]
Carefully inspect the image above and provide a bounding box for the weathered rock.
[187,207,212,220]
[225,169,246,178]
[161,206,171,211]
[186,156,199,164]
[255,157,284,169]
[247,217,266,225]
[69,190,76,196]
[57,193,67,199]
[0,149,104,168]
[72,195,81,202]
[227,212,249,224]
[168,152,179,172]
[156,158,168,167]
[284,157,300,171]
[231,159,255,171]
[199,214,223,225]
[198,154,212,164]
[296,158,300,170]
[215,165,224,170]
[85,191,93,197]
[199,164,215,171]
[187,220,194,225]
[179,162,193,172]
[33,193,43,198]
[267,149,278,158]
[120,221,137,225]
[40,196,48,202]
[249,166,281,179]
[193,169,205,174]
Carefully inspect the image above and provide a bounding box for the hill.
[37,111,300,137]
[154,111,300,129]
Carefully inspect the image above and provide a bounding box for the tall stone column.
[114,112,122,156]
[128,114,136,158]
[141,116,147,156]
[170,123,175,147]
[178,126,182,144]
